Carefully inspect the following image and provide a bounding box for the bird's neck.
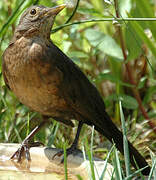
[12,28,50,44]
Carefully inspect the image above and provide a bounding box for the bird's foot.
[10,140,44,162]
[52,145,81,163]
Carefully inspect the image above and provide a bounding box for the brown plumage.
[2,5,150,175]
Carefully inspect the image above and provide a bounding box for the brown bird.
[2,4,150,175]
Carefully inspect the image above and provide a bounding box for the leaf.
[137,76,147,89]
[128,14,156,59]
[119,0,132,17]
[90,0,104,12]
[125,22,142,61]
[143,86,156,104]
[106,94,138,110]
[62,40,72,53]
[98,35,124,60]
[135,0,156,41]
[85,29,124,60]
[78,8,100,15]
[67,51,89,58]
[95,73,133,87]
[119,94,138,109]
[85,29,104,46]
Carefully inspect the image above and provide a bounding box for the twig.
[52,17,156,33]
[65,0,80,24]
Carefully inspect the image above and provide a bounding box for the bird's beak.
[46,4,66,17]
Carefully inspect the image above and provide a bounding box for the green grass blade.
[89,126,96,180]
[124,166,150,180]
[0,0,25,38]
[136,0,156,40]
[148,154,156,180]
[76,174,84,180]
[47,121,59,147]
[113,147,123,180]
[119,101,131,177]
[99,145,115,180]
[90,125,94,160]
[85,135,96,180]
[64,142,68,180]
[26,113,30,136]
[128,15,156,59]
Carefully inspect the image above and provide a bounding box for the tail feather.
[94,112,150,175]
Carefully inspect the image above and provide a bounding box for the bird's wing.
[48,43,107,126]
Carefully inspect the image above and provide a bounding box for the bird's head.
[14,4,66,39]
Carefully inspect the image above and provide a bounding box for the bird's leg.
[52,121,83,163]
[10,118,49,162]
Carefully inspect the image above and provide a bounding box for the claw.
[24,145,31,161]
[52,145,81,163]
[52,150,63,160]
[10,120,47,162]
[10,141,44,162]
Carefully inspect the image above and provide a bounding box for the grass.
[0,0,156,179]
[61,102,155,179]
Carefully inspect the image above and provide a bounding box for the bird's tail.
[94,112,150,175]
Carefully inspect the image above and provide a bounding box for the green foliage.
[85,28,124,60]
[0,0,156,179]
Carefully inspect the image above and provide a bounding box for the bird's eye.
[30,9,37,15]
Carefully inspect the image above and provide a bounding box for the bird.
[2,4,150,175]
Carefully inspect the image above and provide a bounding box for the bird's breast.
[3,36,69,117]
